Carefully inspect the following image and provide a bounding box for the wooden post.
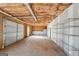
[0,13,4,49]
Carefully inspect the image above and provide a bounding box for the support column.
[0,14,4,49]
[26,25,32,37]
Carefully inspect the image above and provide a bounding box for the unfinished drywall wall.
[3,19,24,46]
[32,26,47,36]
[32,29,47,36]
[3,19,17,46]
[17,24,24,41]
[47,4,79,56]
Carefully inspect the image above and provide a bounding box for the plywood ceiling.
[0,3,71,26]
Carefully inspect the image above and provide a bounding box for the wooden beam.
[0,8,47,26]
[24,3,38,22]
[14,15,51,19]
[0,8,27,24]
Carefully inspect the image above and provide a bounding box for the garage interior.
[0,3,79,56]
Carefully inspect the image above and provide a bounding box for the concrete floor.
[0,36,66,56]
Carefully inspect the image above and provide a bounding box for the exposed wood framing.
[14,15,51,18]
[0,8,27,24]
[25,3,38,22]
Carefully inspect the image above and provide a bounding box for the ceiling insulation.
[0,3,71,26]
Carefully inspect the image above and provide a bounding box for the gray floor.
[0,36,65,56]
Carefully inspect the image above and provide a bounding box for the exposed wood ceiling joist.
[0,3,72,26]
[0,8,48,26]
[14,15,51,18]
[0,8,27,24]
[25,3,38,22]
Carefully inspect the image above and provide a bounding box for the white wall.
[32,29,47,36]
[3,19,24,46]
[47,3,79,56]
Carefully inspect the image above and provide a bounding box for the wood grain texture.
[25,25,32,36]
[0,36,65,56]
[0,3,71,26]
[0,13,4,49]
[32,26,47,31]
